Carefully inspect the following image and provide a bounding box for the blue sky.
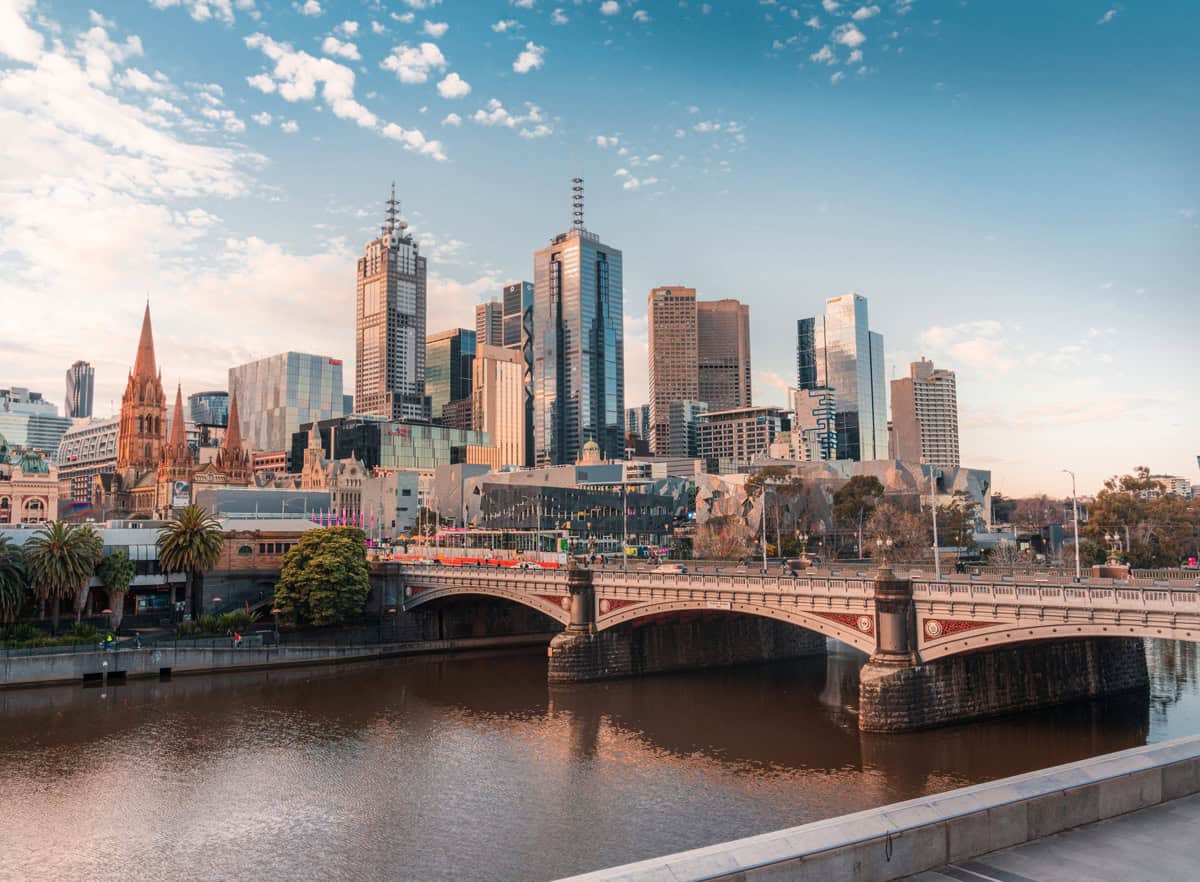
[0,0,1197,496]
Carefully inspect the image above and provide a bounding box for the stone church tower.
[210,393,253,486]
[116,304,167,472]
[156,384,194,516]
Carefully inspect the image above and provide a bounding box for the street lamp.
[875,536,894,567]
[1062,469,1082,580]
[923,460,942,581]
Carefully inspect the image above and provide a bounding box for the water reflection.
[0,640,1195,882]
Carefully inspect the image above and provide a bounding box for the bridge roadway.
[394,562,1200,663]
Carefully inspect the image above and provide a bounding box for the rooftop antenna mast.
[571,177,584,231]
[384,181,400,235]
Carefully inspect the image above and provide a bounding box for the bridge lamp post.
[922,460,942,582]
[1063,469,1082,581]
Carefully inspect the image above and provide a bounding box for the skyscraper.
[625,404,651,441]
[697,299,752,412]
[229,352,345,455]
[503,281,534,465]
[425,328,476,421]
[473,343,526,467]
[647,286,699,456]
[475,299,503,347]
[891,357,960,468]
[188,390,229,427]
[356,184,428,421]
[64,361,94,419]
[532,179,624,465]
[796,294,887,461]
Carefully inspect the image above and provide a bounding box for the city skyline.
[1,0,1196,495]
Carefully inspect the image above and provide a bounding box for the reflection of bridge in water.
[389,562,1199,731]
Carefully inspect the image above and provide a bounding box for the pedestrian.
[104,632,114,651]
[233,631,242,648]
[134,631,142,649]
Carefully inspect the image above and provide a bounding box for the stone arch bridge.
[392,562,1200,731]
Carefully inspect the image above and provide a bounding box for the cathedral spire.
[167,384,186,447]
[224,391,243,453]
[132,303,157,380]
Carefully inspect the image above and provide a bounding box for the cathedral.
[94,305,252,519]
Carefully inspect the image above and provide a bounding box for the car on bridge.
[654,563,688,574]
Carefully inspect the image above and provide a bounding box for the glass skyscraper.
[188,390,229,426]
[64,361,94,419]
[425,328,476,421]
[533,223,624,466]
[503,281,535,465]
[796,294,886,461]
[229,352,345,453]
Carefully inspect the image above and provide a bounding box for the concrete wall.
[548,614,827,683]
[553,735,1200,882]
[859,636,1148,732]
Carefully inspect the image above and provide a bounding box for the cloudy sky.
[1,0,1197,496]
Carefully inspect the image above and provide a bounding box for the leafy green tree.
[1083,467,1200,568]
[25,521,102,634]
[158,505,224,621]
[0,535,28,624]
[70,524,104,621]
[97,549,136,631]
[274,527,370,627]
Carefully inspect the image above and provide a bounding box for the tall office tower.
[473,344,526,467]
[356,183,428,421]
[503,281,535,465]
[425,328,476,421]
[533,179,624,465]
[890,357,960,469]
[475,299,503,346]
[796,293,887,461]
[789,386,837,461]
[188,390,229,427]
[697,299,752,412]
[647,286,699,456]
[229,352,345,454]
[64,361,94,419]
[668,400,707,457]
[625,404,651,440]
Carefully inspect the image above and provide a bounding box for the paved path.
[906,792,1200,882]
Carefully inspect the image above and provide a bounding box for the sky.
[0,0,1197,498]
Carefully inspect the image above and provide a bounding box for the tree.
[693,516,750,560]
[24,521,102,634]
[987,540,1031,567]
[746,467,806,555]
[97,549,136,631]
[158,505,224,621]
[865,503,929,563]
[991,493,1017,524]
[1083,468,1200,568]
[274,527,370,627]
[832,476,885,557]
[1012,495,1064,534]
[0,535,28,624]
[937,491,980,552]
[71,524,103,621]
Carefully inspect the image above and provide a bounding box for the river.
[0,639,1197,882]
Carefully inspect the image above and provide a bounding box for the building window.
[238,545,253,555]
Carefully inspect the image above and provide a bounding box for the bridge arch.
[918,620,1194,662]
[401,582,573,628]
[596,598,875,655]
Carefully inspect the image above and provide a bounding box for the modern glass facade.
[229,352,345,454]
[64,361,94,419]
[502,281,534,466]
[425,328,476,421]
[796,294,886,461]
[188,390,229,426]
[290,417,490,473]
[533,229,624,465]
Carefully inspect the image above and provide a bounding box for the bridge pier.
[858,560,1149,731]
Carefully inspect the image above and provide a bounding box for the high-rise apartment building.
[532,183,624,465]
[229,352,345,456]
[0,387,74,461]
[188,390,229,427]
[890,358,959,469]
[797,294,886,461]
[647,287,700,455]
[668,400,707,458]
[473,344,526,467]
[425,328,476,421]
[788,386,837,461]
[503,281,534,465]
[64,361,94,419]
[697,406,784,472]
[476,299,503,347]
[697,299,752,412]
[625,404,651,441]
[56,416,119,502]
[356,185,428,422]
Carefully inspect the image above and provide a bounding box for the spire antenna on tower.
[385,181,400,234]
[571,177,584,231]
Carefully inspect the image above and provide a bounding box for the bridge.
[388,561,1198,730]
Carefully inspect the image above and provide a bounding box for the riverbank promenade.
[555,736,1200,882]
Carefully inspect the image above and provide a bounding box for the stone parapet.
[859,636,1149,732]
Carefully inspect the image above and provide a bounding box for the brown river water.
[0,640,1196,882]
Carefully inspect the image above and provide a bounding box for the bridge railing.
[592,570,875,597]
[913,579,1200,612]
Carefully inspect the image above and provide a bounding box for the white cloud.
[810,44,835,64]
[370,21,387,35]
[847,48,863,63]
[442,112,462,126]
[1097,9,1117,25]
[423,20,449,38]
[280,119,299,133]
[146,0,257,26]
[436,72,471,98]
[335,20,358,36]
[403,0,444,8]
[119,67,168,93]
[391,11,415,24]
[511,0,535,8]
[380,42,447,84]
[804,16,822,28]
[832,23,866,49]
[822,0,839,11]
[251,111,272,125]
[491,19,521,32]
[600,1,620,15]
[851,5,880,20]
[830,71,844,84]
[513,41,545,73]
[75,24,144,89]
[551,8,569,25]
[202,106,246,132]
[632,9,650,23]
[321,36,361,60]
[246,72,276,93]
[921,321,1014,372]
[297,0,322,17]
[246,33,377,127]
[471,97,552,138]
[595,134,620,148]
[380,123,446,161]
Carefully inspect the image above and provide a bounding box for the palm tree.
[25,521,102,634]
[97,548,136,631]
[0,535,29,624]
[158,506,223,621]
[71,524,104,622]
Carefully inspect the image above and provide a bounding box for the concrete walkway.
[906,791,1200,882]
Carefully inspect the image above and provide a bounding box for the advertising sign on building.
[172,480,191,508]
